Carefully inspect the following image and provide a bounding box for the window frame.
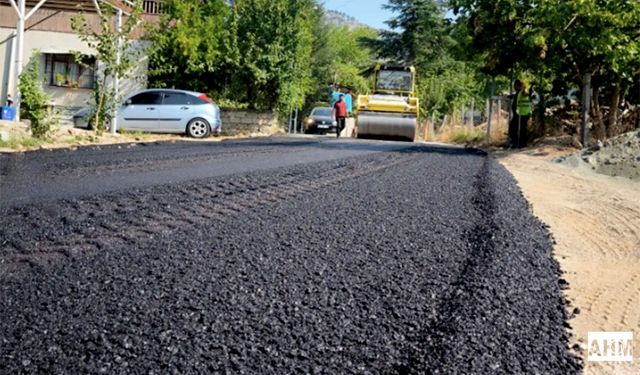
[44,53,96,90]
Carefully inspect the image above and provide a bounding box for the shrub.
[18,54,57,138]
[450,129,486,145]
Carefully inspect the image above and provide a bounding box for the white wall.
[0,28,16,105]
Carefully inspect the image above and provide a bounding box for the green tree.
[18,53,56,138]
[370,0,453,67]
[71,1,143,134]
[449,0,536,76]
[368,0,484,118]
[451,0,640,139]
[526,0,640,138]
[230,0,317,113]
[148,0,318,115]
[147,0,231,93]
[322,25,377,93]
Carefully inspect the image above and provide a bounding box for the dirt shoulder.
[497,146,640,375]
[0,120,284,153]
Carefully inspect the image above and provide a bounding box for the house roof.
[0,0,134,14]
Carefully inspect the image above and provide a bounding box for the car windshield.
[312,108,332,117]
[376,70,413,91]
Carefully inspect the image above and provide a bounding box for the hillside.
[323,9,369,29]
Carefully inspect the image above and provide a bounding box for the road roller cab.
[356,65,419,141]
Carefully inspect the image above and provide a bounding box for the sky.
[321,0,393,30]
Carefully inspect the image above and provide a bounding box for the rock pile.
[555,130,640,181]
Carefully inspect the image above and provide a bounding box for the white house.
[0,0,162,120]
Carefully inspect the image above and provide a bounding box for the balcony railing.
[141,0,164,15]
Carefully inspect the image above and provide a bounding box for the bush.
[18,54,57,138]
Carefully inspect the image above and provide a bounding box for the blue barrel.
[1,106,16,121]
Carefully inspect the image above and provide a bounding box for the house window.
[44,54,96,89]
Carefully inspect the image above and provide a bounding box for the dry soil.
[499,146,640,375]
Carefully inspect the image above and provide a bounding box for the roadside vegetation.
[0,136,47,150]
[18,55,58,138]
[71,1,143,134]
[11,0,639,146]
[449,129,486,145]
[449,0,640,140]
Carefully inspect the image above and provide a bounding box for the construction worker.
[330,86,342,107]
[343,88,353,116]
[509,80,532,148]
[332,94,348,138]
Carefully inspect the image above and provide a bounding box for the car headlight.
[306,118,314,124]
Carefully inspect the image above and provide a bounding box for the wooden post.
[486,79,496,143]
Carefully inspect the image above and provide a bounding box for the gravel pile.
[0,142,581,373]
[555,130,640,180]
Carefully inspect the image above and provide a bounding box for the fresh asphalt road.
[0,136,581,373]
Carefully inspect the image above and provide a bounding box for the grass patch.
[0,136,47,150]
[118,129,153,139]
[450,129,486,145]
[61,134,98,145]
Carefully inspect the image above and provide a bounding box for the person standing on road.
[344,88,353,116]
[333,94,348,138]
[331,86,342,107]
[509,80,532,148]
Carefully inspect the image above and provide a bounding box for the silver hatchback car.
[74,89,222,138]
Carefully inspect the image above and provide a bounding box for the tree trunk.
[537,93,546,137]
[246,81,257,110]
[95,78,108,135]
[536,72,546,137]
[591,86,606,140]
[607,82,621,138]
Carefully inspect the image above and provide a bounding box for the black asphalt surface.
[0,137,581,373]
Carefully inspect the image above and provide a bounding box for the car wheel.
[186,118,210,139]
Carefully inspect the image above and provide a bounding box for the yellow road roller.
[356,65,419,141]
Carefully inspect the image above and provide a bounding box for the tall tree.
[72,1,143,133]
[372,0,453,66]
[451,0,640,139]
[526,0,640,138]
[368,0,484,117]
[149,0,318,114]
[229,0,317,112]
[147,0,231,93]
[449,0,535,76]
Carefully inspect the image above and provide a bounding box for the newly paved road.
[0,137,581,373]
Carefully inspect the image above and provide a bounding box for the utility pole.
[637,78,640,129]
[12,0,25,122]
[486,78,495,142]
[9,0,48,122]
[111,8,123,134]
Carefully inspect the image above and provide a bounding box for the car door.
[118,91,162,130]
[156,92,195,132]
